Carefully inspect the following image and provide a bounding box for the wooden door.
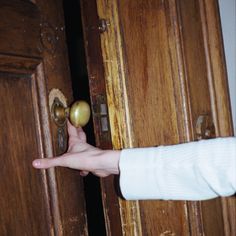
[0,0,88,235]
[81,0,235,235]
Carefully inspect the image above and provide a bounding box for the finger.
[80,171,89,176]
[67,120,80,137]
[32,156,64,169]
[77,127,87,142]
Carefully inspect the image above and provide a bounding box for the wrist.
[103,150,121,175]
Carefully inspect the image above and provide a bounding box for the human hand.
[32,122,120,177]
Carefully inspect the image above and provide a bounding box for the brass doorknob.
[69,101,91,127]
[51,98,91,127]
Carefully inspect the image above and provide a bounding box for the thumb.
[67,120,86,142]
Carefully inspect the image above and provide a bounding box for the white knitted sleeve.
[119,137,236,200]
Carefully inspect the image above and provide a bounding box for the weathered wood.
[199,0,236,235]
[0,73,50,235]
[93,0,235,235]
[80,0,123,235]
[36,1,88,234]
[0,0,88,235]
[0,0,41,57]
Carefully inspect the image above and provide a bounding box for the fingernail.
[33,160,41,168]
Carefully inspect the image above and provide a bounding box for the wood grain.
[0,0,88,235]
[0,74,50,235]
[116,1,190,234]
[199,0,236,235]
[96,0,234,235]
[80,0,123,235]
[0,0,40,57]
[35,0,89,234]
[97,0,143,235]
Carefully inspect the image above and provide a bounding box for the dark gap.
[63,1,106,235]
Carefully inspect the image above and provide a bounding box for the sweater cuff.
[119,147,163,200]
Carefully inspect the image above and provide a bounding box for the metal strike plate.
[93,95,110,133]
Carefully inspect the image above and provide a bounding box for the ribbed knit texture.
[119,137,236,200]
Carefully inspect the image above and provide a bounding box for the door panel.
[0,0,88,235]
[0,1,40,57]
[81,0,235,235]
[0,74,50,235]
[114,1,192,234]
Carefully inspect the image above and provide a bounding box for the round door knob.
[51,98,91,127]
[69,101,91,127]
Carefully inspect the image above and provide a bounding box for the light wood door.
[0,0,88,235]
[81,0,235,235]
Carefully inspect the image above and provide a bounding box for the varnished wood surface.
[34,0,89,234]
[97,0,143,235]
[0,74,50,235]
[199,0,236,235]
[177,1,226,235]
[117,1,191,234]
[0,0,88,235]
[0,0,40,57]
[80,0,123,235]
[96,0,235,235]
